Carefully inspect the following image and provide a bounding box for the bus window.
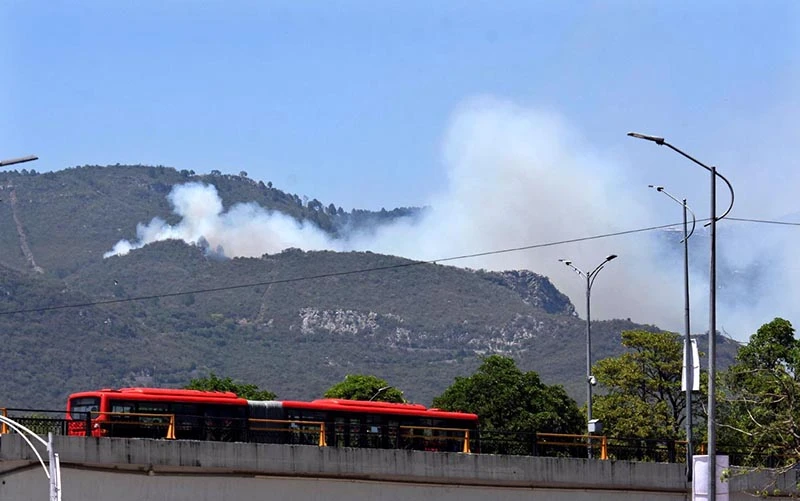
[137,402,169,414]
[110,400,136,415]
[69,397,100,420]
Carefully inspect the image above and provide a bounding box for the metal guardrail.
[2,406,793,466]
[90,411,176,439]
[1,408,70,436]
[248,418,327,447]
[399,425,472,453]
[536,432,608,460]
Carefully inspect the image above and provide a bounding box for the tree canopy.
[721,318,800,465]
[432,355,582,434]
[185,373,277,400]
[592,330,704,441]
[323,374,405,403]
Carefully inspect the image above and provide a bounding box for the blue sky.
[2,1,800,336]
[4,1,797,211]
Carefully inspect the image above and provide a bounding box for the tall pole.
[629,132,734,499]
[708,166,717,499]
[559,254,618,459]
[682,197,694,480]
[649,184,696,480]
[585,272,592,432]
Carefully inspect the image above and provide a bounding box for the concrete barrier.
[1,435,691,500]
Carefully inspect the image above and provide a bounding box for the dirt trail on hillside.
[9,188,44,274]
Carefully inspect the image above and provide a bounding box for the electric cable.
[0,215,797,316]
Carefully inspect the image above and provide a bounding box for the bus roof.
[67,387,247,404]
[278,398,479,421]
[67,389,478,421]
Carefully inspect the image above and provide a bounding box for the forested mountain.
[0,165,738,409]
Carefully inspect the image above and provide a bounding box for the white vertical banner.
[682,338,701,392]
[693,455,729,500]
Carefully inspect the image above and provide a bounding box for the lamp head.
[605,254,618,262]
[627,132,665,145]
[559,259,572,266]
[0,155,38,168]
[647,184,665,192]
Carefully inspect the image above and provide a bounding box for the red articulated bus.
[67,388,478,453]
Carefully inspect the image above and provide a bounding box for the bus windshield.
[69,397,100,420]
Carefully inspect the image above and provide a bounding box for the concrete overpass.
[0,435,792,500]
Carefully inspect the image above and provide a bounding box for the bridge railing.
[247,418,327,447]
[89,411,177,439]
[472,431,608,458]
[0,407,70,436]
[1,406,790,467]
[399,425,471,453]
[537,432,609,460]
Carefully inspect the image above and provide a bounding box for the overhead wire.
[0,215,796,316]
[727,217,800,227]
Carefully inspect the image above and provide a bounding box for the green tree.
[324,374,405,403]
[721,318,800,466]
[185,373,276,400]
[433,355,582,435]
[592,330,702,441]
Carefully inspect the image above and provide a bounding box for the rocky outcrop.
[476,270,575,316]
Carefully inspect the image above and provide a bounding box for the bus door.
[171,403,201,440]
[201,405,244,442]
[385,419,400,449]
[333,416,347,447]
[363,414,384,449]
[332,415,363,447]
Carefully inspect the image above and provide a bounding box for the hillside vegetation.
[0,165,738,409]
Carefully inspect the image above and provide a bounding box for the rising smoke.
[105,97,791,340]
[103,182,339,258]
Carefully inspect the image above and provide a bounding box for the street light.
[0,415,61,500]
[649,184,697,479]
[629,132,734,498]
[0,155,38,167]
[558,254,618,458]
[368,386,392,401]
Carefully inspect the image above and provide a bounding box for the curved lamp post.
[629,132,734,498]
[649,184,697,479]
[368,386,392,401]
[558,254,618,458]
[0,415,61,500]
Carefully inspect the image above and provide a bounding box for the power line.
[0,221,683,316]
[0,215,797,317]
[727,217,800,227]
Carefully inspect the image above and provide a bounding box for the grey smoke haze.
[105,98,796,341]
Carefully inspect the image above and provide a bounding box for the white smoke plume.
[106,97,793,339]
[345,97,681,330]
[104,182,339,258]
